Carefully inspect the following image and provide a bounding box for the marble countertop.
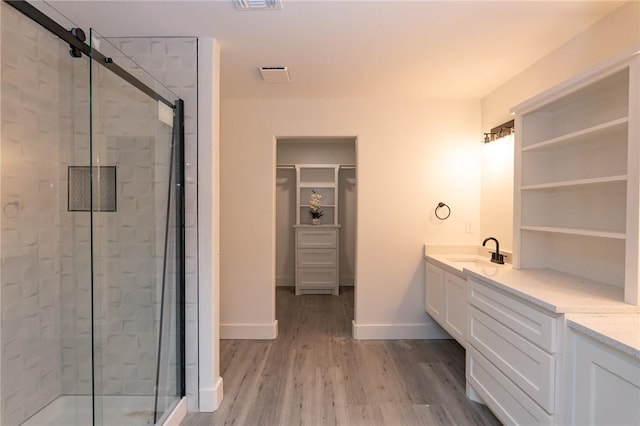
[425,244,640,359]
[566,313,640,359]
[425,249,638,315]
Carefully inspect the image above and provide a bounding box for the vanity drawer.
[298,249,337,268]
[468,278,558,352]
[297,229,337,248]
[467,346,553,425]
[297,268,337,289]
[468,306,556,413]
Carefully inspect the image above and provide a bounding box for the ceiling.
[42,0,626,100]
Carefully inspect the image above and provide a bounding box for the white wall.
[480,1,640,251]
[221,99,481,339]
[1,6,65,422]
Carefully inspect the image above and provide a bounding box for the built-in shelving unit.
[294,164,340,295]
[295,165,339,225]
[512,49,639,305]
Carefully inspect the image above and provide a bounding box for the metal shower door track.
[4,0,176,109]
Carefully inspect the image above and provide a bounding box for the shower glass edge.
[89,28,184,426]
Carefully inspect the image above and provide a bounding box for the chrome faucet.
[482,237,505,265]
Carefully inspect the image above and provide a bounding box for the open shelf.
[295,164,339,226]
[521,175,627,191]
[520,68,629,148]
[520,121,628,186]
[519,226,626,240]
[521,117,628,152]
[512,52,638,304]
[299,182,336,188]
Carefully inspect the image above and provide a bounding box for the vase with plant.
[309,190,324,225]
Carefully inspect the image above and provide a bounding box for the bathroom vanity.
[423,47,640,426]
[425,248,639,425]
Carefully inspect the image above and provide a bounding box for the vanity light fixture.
[235,0,282,10]
[482,119,515,143]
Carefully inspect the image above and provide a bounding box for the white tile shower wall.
[1,4,64,424]
[108,37,198,410]
[62,60,171,399]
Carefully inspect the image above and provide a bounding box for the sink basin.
[444,256,507,270]
[451,260,495,268]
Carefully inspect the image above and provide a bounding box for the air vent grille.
[235,0,282,11]
[260,66,290,83]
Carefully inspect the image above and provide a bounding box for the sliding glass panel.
[89,29,181,426]
[1,2,92,425]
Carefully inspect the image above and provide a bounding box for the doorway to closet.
[275,138,356,330]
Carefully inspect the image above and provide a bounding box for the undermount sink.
[450,260,496,268]
[444,256,507,270]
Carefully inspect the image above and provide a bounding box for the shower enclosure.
[1,1,185,425]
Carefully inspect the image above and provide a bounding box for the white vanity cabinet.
[565,318,640,425]
[466,277,560,425]
[295,226,339,295]
[425,261,466,346]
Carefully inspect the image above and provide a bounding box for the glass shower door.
[89,30,183,426]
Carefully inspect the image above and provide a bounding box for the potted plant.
[309,190,324,225]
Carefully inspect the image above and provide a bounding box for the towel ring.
[3,201,19,218]
[435,202,451,220]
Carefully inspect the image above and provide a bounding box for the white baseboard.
[198,376,224,412]
[162,397,187,426]
[220,320,279,339]
[352,320,451,340]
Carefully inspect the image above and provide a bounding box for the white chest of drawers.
[295,226,339,295]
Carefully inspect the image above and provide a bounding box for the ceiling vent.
[260,67,290,84]
[235,0,282,11]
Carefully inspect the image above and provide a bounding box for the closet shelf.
[300,182,336,188]
[522,117,628,152]
[520,226,626,240]
[521,175,627,191]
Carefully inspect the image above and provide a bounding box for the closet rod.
[277,164,355,169]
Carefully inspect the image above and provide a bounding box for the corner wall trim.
[220,320,278,340]
[198,376,223,412]
[352,320,451,340]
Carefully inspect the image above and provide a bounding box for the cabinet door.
[467,347,553,426]
[568,330,640,425]
[425,263,445,322]
[444,272,466,345]
[468,278,558,352]
[468,306,556,413]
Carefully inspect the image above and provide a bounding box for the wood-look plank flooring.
[181,287,501,426]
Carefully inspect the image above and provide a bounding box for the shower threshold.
[22,395,162,426]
